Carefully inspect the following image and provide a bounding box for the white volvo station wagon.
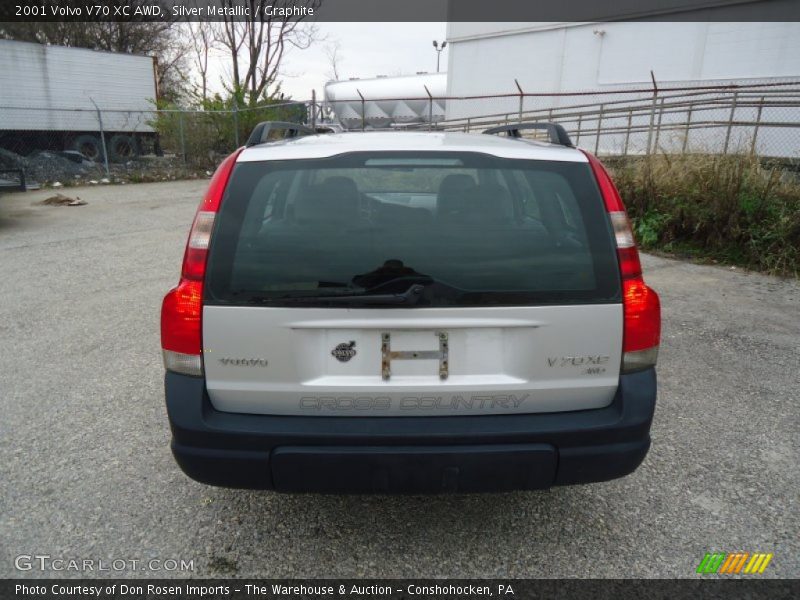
[161,122,661,493]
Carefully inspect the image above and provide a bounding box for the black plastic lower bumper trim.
[165,368,656,492]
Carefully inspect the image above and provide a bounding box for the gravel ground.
[0,181,797,579]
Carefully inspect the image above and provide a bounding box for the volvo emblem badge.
[331,341,357,362]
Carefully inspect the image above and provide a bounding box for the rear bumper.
[165,369,656,493]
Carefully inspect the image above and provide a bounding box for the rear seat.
[292,176,360,224]
[374,202,433,227]
[438,181,514,225]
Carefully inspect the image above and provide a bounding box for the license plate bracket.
[380,331,449,381]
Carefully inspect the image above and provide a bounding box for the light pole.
[433,40,447,73]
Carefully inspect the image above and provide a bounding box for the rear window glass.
[205,152,620,307]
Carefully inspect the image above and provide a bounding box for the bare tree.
[324,41,343,82]
[185,23,215,102]
[213,0,322,106]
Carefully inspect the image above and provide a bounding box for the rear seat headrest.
[439,180,513,224]
[437,174,477,218]
[322,176,360,199]
[471,183,513,222]
[293,176,359,223]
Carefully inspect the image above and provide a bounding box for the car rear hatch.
[201,149,624,416]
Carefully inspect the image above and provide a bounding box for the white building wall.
[445,22,800,156]
[446,22,800,97]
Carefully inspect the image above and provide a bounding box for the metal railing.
[1,81,799,186]
[396,81,800,159]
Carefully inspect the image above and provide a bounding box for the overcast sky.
[206,22,447,101]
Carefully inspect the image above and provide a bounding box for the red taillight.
[623,278,661,352]
[617,246,642,280]
[583,150,661,373]
[160,148,242,376]
[182,211,216,281]
[161,280,203,355]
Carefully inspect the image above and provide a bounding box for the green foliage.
[609,153,800,277]
[150,94,308,169]
[633,211,670,247]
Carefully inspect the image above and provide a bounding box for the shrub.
[151,95,308,169]
[608,153,800,277]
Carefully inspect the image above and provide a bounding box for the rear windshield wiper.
[274,283,428,305]
[231,283,428,306]
[225,275,467,306]
[229,275,477,306]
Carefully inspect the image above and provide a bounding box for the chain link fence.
[2,81,800,188]
[419,82,800,161]
[0,100,313,186]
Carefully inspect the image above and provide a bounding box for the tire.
[108,134,139,163]
[70,134,103,162]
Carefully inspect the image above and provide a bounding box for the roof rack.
[482,123,573,147]
[246,121,318,146]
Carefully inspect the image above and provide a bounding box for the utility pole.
[433,40,447,73]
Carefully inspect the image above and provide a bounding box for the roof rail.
[482,123,573,147]
[246,121,318,146]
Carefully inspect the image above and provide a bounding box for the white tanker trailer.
[323,73,447,129]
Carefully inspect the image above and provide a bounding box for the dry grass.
[608,153,800,277]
